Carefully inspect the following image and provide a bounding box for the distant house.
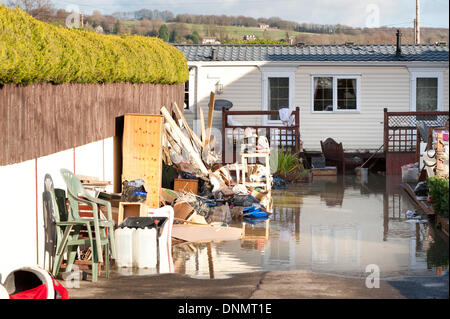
[243,34,257,41]
[94,25,104,34]
[202,37,220,45]
[175,42,449,155]
[259,23,269,30]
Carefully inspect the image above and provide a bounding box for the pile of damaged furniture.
[47,93,275,282]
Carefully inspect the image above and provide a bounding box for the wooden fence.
[383,108,449,175]
[0,82,184,166]
[222,107,300,164]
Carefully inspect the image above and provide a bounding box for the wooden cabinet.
[122,114,163,208]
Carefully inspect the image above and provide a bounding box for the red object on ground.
[9,277,68,299]
[9,284,48,299]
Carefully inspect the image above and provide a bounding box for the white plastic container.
[132,227,157,268]
[115,228,135,268]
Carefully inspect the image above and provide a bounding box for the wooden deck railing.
[383,108,448,174]
[221,107,300,164]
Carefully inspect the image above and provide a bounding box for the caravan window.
[312,75,361,113]
[269,77,290,119]
[313,77,333,112]
[416,77,438,111]
[409,70,443,112]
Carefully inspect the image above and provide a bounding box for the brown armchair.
[320,138,363,174]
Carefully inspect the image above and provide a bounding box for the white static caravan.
[175,42,449,154]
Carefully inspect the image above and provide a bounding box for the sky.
[5,0,450,28]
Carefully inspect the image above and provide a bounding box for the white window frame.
[310,74,361,114]
[409,69,443,112]
[261,69,296,125]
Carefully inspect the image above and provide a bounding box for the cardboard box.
[174,179,199,194]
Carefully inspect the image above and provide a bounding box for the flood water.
[171,174,449,280]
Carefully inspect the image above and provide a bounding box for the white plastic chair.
[147,206,174,274]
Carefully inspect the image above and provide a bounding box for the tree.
[191,30,200,44]
[113,20,122,34]
[7,0,54,21]
[170,29,181,43]
[159,24,170,42]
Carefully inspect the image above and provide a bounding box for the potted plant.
[272,148,310,183]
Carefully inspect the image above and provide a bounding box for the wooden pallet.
[311,167,337,176]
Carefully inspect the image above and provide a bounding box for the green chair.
[43,174,106,282]
[57,169,117,281]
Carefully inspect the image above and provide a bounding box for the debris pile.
[159,95,273,228]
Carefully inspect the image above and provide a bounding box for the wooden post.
[199,107,206,145]
[205,92,215,147]
[294,106,300,154]
[383,108,388,153]
[222,107,226,164]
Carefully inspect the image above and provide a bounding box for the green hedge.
[428,176,449,218]
[0,5,188,85]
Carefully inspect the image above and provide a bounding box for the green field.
[175,23,308,41]
[120,20,309,42]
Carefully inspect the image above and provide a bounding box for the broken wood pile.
[161,92,218,179]
[159,92,273,237]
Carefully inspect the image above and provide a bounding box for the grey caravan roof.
[174,44,449,62]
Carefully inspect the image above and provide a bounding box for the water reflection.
[171,174,449,279]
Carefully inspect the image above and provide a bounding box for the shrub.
[0,5,188,85]
[428,176,449,218]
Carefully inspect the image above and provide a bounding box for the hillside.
[5,3,448,45]
[133,21,448,45]
[171,23,448,44]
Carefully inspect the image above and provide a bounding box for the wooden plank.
[173,102,202,150]
[171,224,242,242]
[204,92,215,147]
[311,167,337,176]
[160,106,209,176]
[199,107,206,146]
[122,114,163,208]
[401,183,435,215]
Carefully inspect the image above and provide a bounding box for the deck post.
[383,108,388,153]
[295,106,300,154]
[222,107,226,164]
